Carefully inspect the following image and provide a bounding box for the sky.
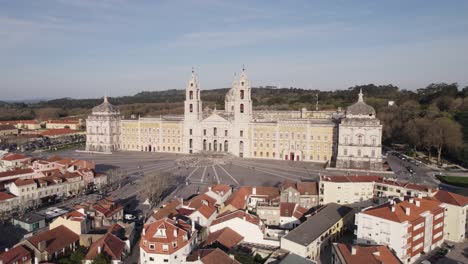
[1,0,468,100]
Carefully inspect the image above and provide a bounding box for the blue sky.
[1,0,468,100]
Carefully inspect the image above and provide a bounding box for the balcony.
[402,244,411,250]
[402,233,411,239]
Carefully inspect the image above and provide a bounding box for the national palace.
[85,69,383,170]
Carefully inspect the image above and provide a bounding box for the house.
[140,217,197,264]
[0,192,19,213]
[280,180,319,209]
[45,119,84,130]
[179,194,217,227]
[84,232,128,264]
[0,125,18,138]
[186,248,240,264]
[331,243,400,264]
[203,227,244,250]
[147,199,182,223]
[221,186,280,213]
[257,201,307,228]
[0,245,33,264]
[355,197,446,264]
[12,213,46,233]
[209,210,279,247]
[0,154,31,172]
[281,203,354,261]
[79,197,123,228]
[425,190,468,242]
[203,184,232,205]
[0,168,35,183]
[49,210,90,235]
[20,225,79,263]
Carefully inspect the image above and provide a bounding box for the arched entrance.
[203,139,207,151]
[224,140,228,152]
[214,140,217,151]
[148,145,152,152]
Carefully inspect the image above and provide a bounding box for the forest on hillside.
[1,83,468,166]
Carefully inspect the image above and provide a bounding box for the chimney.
[173,229,177,237]
[415,200,420,207]
[409,198,414,204]
[208,186,212,191]
[391,206,395,212]
[405,207,411,216]
[252,187,256,195]
[97,246,102,254]
[38,241,46,251]
[351,246,357,255]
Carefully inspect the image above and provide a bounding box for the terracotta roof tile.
[85,233,126,261]
[140,218,194,255]
[27,225,79,254]
[0,245,32,264]
[211,210,260,226]
[186,248,240,264]
[334,243,400,264]
[0,192,16,201]
[203,227,243,249]
[1,154,29,161]
[427,190,468,207]
[0,168,34,179]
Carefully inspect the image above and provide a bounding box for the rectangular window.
[225,130,228,136]
[162,244,169,252]
[204,129,206,136]
[240,130,243,137]
[189,129,192,135]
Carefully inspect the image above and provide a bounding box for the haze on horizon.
[1,0,468,101]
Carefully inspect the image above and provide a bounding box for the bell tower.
[234,67,252,122]
[184,69,202,121]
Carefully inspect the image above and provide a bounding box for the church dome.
[92,96,119,114]
[346,90,376,117]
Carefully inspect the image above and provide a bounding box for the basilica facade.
[86,69,383,170]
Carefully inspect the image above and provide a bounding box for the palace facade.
[86,69,383,170]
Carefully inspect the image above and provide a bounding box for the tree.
[431,118,463,164]
[142,171,174,208]
[92,253,111,264]
[58,246,86,264]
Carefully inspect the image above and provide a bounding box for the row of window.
[254,132,330,141]
[343,135,378,146]
[122,128,181,134]
[343,149,376,157]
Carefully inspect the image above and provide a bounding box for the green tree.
[93,253,111,264]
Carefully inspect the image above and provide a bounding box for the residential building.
[140,218,197,264]
[0,154,31,171]
[186,248,240,264]
[280,180,319,209]
[12,213,46,233]
[179,193,217,227]
[78,197,124,228]
[336,89,383,170]
[0,125,18,137]
[221,186,280,213]
[355,197,446,264]
[203,184,232,205]
[0,168,35,183]
[0,245,33,264]
[203,227,244,250]
[20,225,79,263]
[281,203,354,261]
[49,210,90,235]
[0,192,19,213]
[425,190,468,242]
[46,119,84,130]
[331,243,400,264]
[319,176,377,209]
[148,199,182,223]
[84,232,128,264]
[257,201,307,228]
[209,210,279,247]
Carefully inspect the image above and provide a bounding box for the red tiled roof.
[64,210,86,222]
[0,192,16,201]
[203,227,243,249]
[184,194,217,219]
[27,225,79,254]
[225,186,280,210]
[47,119,80,124]
[13,178,36,187]
[0,168,34,179]
[140,218,193,255]
[211,210,260,226]
[204,184,231,196]
[335,243,400,264]
[40,128,81,136]
[85,233,126,261]
[152,200,182,220]
[362,197,444,223]
[1,154,29,161]
[428,190,468,207]
[297,182,318,195]
[0,245,32,264]
[280,203,296,217]
[0,124,17,131]
[94,198,123,218]
[186,249,240,264]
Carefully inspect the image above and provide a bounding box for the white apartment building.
[426,190,468,242]
[355,197,446,264]
[319,176,376,209]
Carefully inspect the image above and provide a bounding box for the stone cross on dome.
[358,88,364,102]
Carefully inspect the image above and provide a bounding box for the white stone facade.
[336,90,383,170]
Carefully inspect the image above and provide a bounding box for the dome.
[92,97,119,114]
[346,90,376,117]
